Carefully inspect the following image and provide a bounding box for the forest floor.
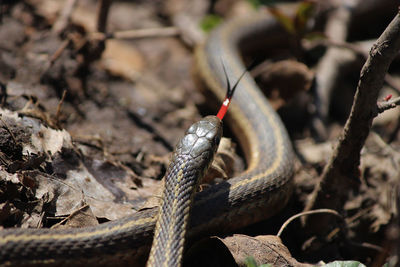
[0,0,399,266]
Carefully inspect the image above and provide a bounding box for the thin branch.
[41,38,71,78]
[55,90,67,125]
[96,0,112,33]
[52,0,78,35]
[348,241,386,253]
[304,9,400,234]
[91,27,179,41]
[377,95,400,113]
[277,209,342,237]
[50,204,90,228]
[49,39,70,62]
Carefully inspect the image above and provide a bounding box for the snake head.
[174,115,223,175]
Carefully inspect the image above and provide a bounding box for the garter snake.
[147,116,223,267]
[0,13,294,266]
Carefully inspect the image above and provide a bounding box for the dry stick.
[313,0,399,112]
[42,0,77,74]
[111,27,179,39]
[304,10,400,233]
[91,27,180,41]
[41,38,71,78]
[51,204,90,228]
[96,0,112,33]
[49,39,71,64]
[377,96,400,113]
[86,0,112,63]
[277,209,342,237]
[307,36,400,144]
[276,209,385,254]
[55,90,67,126]
[169,1,209,47]
[51,0,78,35]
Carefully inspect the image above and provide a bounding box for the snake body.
[147,116,222,267]
[0,14,294,266]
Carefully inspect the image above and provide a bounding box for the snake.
[0,12,294,267]
[147,115,223,267]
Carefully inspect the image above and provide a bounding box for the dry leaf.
[185,235,312,267]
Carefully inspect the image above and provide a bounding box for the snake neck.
[147,116,223,267]
[146,157,198,267]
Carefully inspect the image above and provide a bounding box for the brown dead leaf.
[185,235,312,267]
[101,39,144,81]
[0,108,154,223]
[51,203,98,229]
[139,179,164,211]
[255,60,314,110]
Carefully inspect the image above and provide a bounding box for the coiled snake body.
[0,13,294,266]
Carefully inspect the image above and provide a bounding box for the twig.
[96,0,112,33]
[377,96,400,113]
[55,90,67,125]
[49,38,71,64]
[349,241,386,253]
[277,209,342,237]
[84,0,112,63]
[41,38,71,76]
[168,1,208,47]
[91,27,179,41]
[304,9,400,234]
[52,0,78,35]
[50,204,90,228]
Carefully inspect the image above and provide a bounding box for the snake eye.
[214,135,221,146]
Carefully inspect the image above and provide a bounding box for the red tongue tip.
[216,98,230,120]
